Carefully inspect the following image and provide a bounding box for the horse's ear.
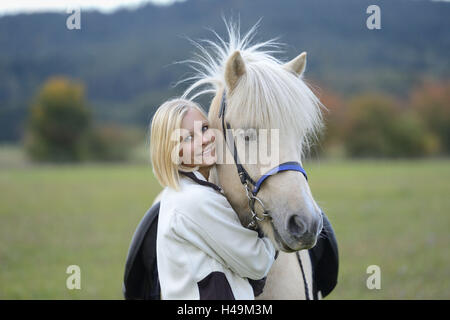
[283,52,307,77]
[225,51,246,91]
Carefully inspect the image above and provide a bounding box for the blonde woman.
[150,98,276,300]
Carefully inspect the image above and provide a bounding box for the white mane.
[179,19,325,156]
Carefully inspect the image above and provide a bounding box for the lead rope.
[296,252,311,300]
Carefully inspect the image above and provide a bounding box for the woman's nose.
[203,132,215,145]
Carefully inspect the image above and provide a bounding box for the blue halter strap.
[252,161,308,195]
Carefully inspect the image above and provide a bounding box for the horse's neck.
[208,165,220,185]
[256,250,314,300]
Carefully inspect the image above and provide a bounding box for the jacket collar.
[179,170,223,194]
[192,170,207,181]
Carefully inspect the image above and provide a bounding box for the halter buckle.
[244,182,270,227]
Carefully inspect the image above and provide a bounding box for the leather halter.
[218,90,308,228]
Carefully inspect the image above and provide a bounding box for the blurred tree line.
[24,76,449,163]
[1,0,449,142]
[317,80,450,158]
[25,77,142,162]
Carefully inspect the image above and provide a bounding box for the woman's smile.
[199,143,215,157]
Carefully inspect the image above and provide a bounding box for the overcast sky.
[0,0,448,16]
[0,0,184,16]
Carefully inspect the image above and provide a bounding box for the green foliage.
[81,124,144,162]
[315,80,450,159]
[387,112,439,157]
[25,77,91,162]
[24,77,145,163]
[342,94,432,158]
[410,81,450,154]
[1,0,449,142]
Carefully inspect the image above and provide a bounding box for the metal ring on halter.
[244,182,271,227]
[249,196,269,220]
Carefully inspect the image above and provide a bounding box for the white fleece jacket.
[156,170,276,300]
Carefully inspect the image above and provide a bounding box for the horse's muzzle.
[283,214,322,250]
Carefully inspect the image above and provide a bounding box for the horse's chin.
[270,221,317,252]
[278,242,297,253]
[278,239,317,252]
[268,221,297,253]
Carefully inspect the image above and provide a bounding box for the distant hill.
[0,0,449,141]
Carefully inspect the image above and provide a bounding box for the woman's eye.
[184,135,192,142]
[202,125,209,132]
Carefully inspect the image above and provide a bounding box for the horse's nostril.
[287,215,307,239]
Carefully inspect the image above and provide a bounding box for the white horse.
[154,21,327,299]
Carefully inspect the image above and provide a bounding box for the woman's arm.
[170,193,276,280]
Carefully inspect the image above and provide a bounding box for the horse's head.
[181,21,325,252]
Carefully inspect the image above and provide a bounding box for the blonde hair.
[150,98,208,190]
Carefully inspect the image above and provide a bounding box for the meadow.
[0,155,449,299]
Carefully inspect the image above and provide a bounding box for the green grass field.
[0,158,449,299]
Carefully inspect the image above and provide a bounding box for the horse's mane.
[178,18,325,157]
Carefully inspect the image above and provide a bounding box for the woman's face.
[179,107,216,168]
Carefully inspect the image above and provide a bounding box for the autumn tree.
[25,77,91,162]
[410,80,450,154]
[343,94,432,158]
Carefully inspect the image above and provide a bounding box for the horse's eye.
[243,128,257,142]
